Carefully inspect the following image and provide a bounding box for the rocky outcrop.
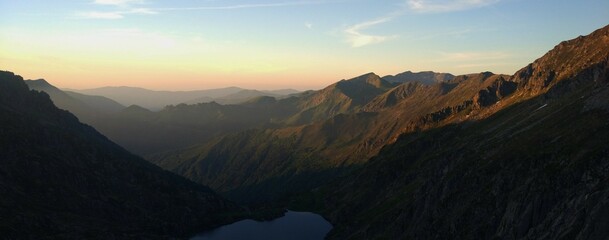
[383,71,455,85]
[473,77,517,108]
[512,25,609,96]
[362,82,425,112]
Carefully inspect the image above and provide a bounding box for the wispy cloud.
[406,0,499,13]
[76,0,154,19]
[344,17,397,48]
[79,0,334,20]
[418,28,473,40]
[93,0,145,6]
[48,28,178,51]
[455,62,512,69]
[431,51,514,73]
[342,0,499,47]
[76,8,157,19]
[77,11,124,19]
[156,1,334,11]
[437,51,510,61]
[305,22,313,29]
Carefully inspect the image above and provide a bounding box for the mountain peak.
[123,104,152,112]
[27,78,50,84]
[361,72,378,77]
[384,70,455,85]
[24,78,59,90]
[511,24,609,95]
[337,72,393,89]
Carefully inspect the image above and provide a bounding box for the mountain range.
[321,24,609,239]
[0,72,247,238]
[3,23,608,239]
[150,24,609,239]
[382,70,455,85]
[151,71,517,203]
[67,86,299,110]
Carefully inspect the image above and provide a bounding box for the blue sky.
[1,0,608,90]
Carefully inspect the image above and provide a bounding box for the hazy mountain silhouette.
[64,91,125,113]
[25,81,302,157]
[25,79,125,124]
[263,88,301,95]
[186,89,294,105]
[70,86,299,110]
[1,71,242,238]
[94,100,297,156]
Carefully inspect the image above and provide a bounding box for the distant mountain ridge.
[70,86,300,110]
[25,79,125,124]
[65,73,453,111]
[383,70,455,85]
[186,89,298,105]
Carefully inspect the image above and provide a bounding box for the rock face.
[285,72,397,125]
[321,25,609,239]
[362,82,425,111]
[383,71,455,85]
[0,71,242,239]
[151,71,510,204]
[473,77,517,108]
[511,24,609,96]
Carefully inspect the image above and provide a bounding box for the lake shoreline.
[191,210,333,240]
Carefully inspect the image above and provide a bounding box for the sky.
[1,0,608,91]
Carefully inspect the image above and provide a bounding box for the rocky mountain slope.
[152,71,515,203]
[321,24,609,239]
[151,25,609,218]
[26,80,300,156]
[0,71,243,239]
[383,70,455,85]
[285,72,397,125]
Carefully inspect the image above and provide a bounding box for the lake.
[191,211,333,240]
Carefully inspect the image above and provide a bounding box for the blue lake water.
[190,211,333,240]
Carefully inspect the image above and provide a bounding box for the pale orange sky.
[2,0,608,91]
